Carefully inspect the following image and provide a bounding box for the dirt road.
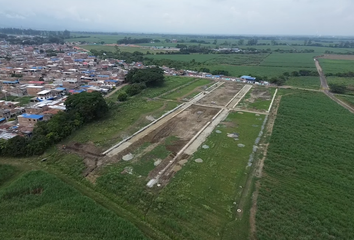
[314,59,329,90]
[104,84,128,99]
[315,59,354,113]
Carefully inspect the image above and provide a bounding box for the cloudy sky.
[0,0,353,35]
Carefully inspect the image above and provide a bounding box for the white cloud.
[0,0,353,35]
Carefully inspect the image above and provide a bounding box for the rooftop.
[19,113,44,120]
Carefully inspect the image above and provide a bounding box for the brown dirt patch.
[319,54,354,60]
[197,83,243,106]
[63,142,102,177]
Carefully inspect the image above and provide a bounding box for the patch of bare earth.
[197,83,243,106]
[63,142,103,178]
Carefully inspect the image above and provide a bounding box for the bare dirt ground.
[197,83,244,107]
[319,54,354,60]
[63,142,103,177]
[248,88,272,103]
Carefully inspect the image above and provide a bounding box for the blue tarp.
[21,114,43,120]
[241,75,256,81]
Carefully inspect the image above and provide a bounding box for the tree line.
[0,92,108,157]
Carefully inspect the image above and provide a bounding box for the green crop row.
[0,170,147,240]
[256,91,354,239]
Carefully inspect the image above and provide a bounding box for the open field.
[319,58,354,74]
[255,91,354,239]
[286,76,321,89]
[62,77,194,148]
[96,104,220,210]
[149,53,269,65]
[0,164,17,186]
[197,82,244,106]
[259,53,316,69]
[319,54,354,60]
[80,44,175,54]
[145,112,265,240]
[162,79,212,100]
[326,77,354,94]
[80,45,149,54]
[237,87,275,112]
[0,170,147,240]
[336,94,354,108]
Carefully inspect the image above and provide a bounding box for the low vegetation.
[285,76,320,89]
[256,91,354,239]
[0,164,17,186]
[146,112,265,240]
[0,170,147,240]
[162,79,211,100]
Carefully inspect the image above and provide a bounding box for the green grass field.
[336,94,354,108]
[162,79,212,100]
[149,53,269,65]
[259,53,316,69]
[0,170,147,240]
[238,87,275,111]
[0,164,17,186]
[62,77,194,148]
[80,44,172,54]
[326,77,354,94]
[286,76,321,89]
[256,91,354,239]
[144,112,265,240]
[319,59,354,74]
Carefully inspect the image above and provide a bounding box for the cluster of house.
[0,42,151,139]
[0,40,271,140]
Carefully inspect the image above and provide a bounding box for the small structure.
[240,75,256,82]
[18,113,43,128]
[37,90,54,101]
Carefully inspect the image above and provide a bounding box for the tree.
[65,92,108,123]
[125,83,145,96]
[329,83,346,94]
[291,71,300,77]
[247,39,258,46]
[63,30,70,39]
[117,91,128,101]
[199,68,210,73]
[238,39,244,45]
[126,67,165,87]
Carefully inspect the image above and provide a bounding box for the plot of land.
[319,58,354,74]
[237,87,275,112]
[256,91,354,239]
[162,79,212,100]
[0,170,147,240]
[319,54,354,60]
[146,112,265,240]
[326,76,354,94]
[286,76,321,90]
[197,82,244,107]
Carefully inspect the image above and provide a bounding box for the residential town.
[0,41,268,140]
